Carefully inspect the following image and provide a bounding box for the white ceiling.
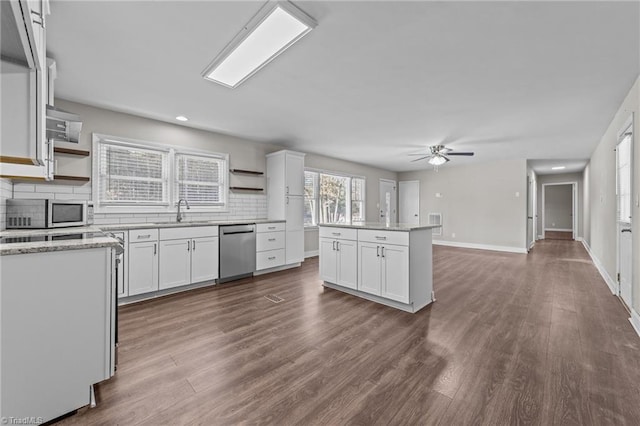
[47,1,639,173]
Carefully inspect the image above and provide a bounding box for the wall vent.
[428,213,442,236]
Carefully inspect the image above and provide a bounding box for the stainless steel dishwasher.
[219,224,256,282]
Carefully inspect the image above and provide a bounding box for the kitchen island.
[0,228,121,422]
[319,222,440,313]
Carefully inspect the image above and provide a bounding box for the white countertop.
[318,222,441,232]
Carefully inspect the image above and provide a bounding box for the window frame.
[92,133,229,214]
[304,168,366,229]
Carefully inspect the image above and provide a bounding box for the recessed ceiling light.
[176,116,188,122]
[203,1,316,88]
[551,166,566,170]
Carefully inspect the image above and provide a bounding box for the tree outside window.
[304,170,365,226]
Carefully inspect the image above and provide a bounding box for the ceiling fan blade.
[410,156,432,162]
[446,152,474,156]
[408,153,430,156]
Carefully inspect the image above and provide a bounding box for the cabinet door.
[381,244,409,303]
[191,236,219,284]
[285,195,303,231]
[358,242,381,296]
[286,229,304,264]
[128,242,158,296]
[159,239,191,290]
[319,238,337,283]
[337,239,357,290]
[285,153,304,196]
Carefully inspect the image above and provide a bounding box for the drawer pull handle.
[138,234,151,239]
[332,232,341,236]
[268,256,276,260]
[375,236,387,240]
[268,238,276,242]
[268,226,276,230]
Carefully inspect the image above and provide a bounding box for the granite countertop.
[99,218,285,231]
[0,219,285,256]
[0,228,121,256]
[318,222,442,232]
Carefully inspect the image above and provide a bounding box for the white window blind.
[97,141,169,205]
[175,153,226,205]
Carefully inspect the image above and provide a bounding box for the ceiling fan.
[410,145,475,166]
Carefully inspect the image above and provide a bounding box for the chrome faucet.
[177,198,190,222]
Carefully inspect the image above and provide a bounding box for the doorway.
[399,180,420,225]
[526,174,537,250]
[379,179,397,224]
[542,182,577,240]
[617,116,633,308]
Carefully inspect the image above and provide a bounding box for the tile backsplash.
[7,182,267,227]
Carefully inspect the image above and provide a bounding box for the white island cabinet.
[319,223,439,313]
[0,244,117,423]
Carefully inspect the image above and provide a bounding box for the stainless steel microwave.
[6,199,94,229]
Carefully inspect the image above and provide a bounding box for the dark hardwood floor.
[545,231,574,240]
[56,240,640,425]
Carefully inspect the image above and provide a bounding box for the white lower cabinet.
[191,236,219,283]
[158,226,219,290]
[128,240,159,296]
[358,242,409,303]
[256,222,286,271]
[320,237,357,290]
[159,239,191,290]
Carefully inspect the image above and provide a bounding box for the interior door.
[379,179,397,224]
[527,175,534,250]
[399,180,420,225]
[617,121,633,307]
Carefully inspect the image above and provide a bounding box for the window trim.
[304,167,366,228]
[92,133,229,214]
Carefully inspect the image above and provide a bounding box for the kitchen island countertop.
[318,222,441,232]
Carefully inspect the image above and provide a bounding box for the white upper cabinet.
[285,151,304,196]
[0,0,51,179]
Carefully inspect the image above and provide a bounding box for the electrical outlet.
[515,192,520,197]
[435,193,442,198]
[451,233,456,238]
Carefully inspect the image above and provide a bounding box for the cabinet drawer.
[319,226,357,241]
[357,229,409,246]
[160,226,218,240]
[256,231,285,252]
[129,228,159,242]
[257,222,285,233]
[256,249,285,270]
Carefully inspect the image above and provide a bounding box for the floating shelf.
[53,175,91,182]
[230,169,264,176]
[229,186,264,191]
[54,147,90,157]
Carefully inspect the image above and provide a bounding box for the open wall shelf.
[230,169,264,176]
[54,147,90,156]
[229,186,264,191]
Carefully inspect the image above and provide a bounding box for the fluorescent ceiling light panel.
[551,166,566,170]
[203,2,316,88]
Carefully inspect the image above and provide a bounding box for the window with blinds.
[175,153,226,205]
[97,141,169,205]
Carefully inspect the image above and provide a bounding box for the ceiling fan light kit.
[410,144,475,168]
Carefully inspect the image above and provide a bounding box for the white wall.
[585,76,639,313]
[399,159,528,252]
[583,164,591,244]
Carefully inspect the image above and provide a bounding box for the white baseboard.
[537,235,544,240]
[304,250,319,258]
[581,240,617,295]
[575,237,583,242]
[433,240,527,254]
[544,228,573,232]
[528,240,535,250]
[630,309,640,338]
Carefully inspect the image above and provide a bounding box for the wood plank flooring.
[545,231,574,240]
[55,240,640,425]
